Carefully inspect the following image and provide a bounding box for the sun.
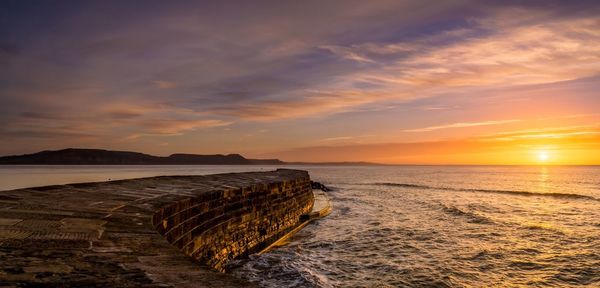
[538,150,549,162]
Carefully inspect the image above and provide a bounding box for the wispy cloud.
[153,80,176,89]
[125,119,231,140]
[319,45,376,63]
[212,90,395,120]
[482,124,600,141]
[328,10,600,92]
[403,119,521,132]
[1,1,600,156]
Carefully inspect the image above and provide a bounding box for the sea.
[1,165,599,287]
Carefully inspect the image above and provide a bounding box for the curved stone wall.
[0,169,312,286]
[151,169,314,272]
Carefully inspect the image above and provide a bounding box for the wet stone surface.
[0,169,312,287]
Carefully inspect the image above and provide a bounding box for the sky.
[1,0,600,164]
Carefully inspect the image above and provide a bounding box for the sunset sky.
[1,1,600,164]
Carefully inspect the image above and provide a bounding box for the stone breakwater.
[0,169,313,287]
[153,170,314,272]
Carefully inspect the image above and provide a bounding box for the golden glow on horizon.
[269,124,600,165]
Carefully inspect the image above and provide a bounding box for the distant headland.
[0,148,379,165]
[0,148,282,165]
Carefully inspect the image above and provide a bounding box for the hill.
[0,148,284,165]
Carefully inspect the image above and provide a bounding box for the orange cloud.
[214,90,398,121]
[124,119,231,140]
[153,80,176,89]
[403,119,521,132]
[329,11,600,92]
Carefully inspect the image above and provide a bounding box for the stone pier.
[0,169,314,287]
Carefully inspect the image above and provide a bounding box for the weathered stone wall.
[0,169,312,287]
[152,170,313,272]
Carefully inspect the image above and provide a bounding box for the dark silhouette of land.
[0,148,283,165]
[0,148,382,165]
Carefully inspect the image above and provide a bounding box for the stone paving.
[0,169,310,287]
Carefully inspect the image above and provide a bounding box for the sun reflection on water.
[538,166,550,192]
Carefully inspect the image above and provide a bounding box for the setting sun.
[538,150,549,162]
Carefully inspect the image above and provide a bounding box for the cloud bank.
[1,1,599,159]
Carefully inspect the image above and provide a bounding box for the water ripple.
[371,182,600,201]
[232,166,600,287]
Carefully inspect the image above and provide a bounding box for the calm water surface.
[2,165,599,287]
[0,165,283,191]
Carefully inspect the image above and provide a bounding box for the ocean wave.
[509,260,548,270]
[519,222,570,235]
[468,250,505,260]
[371,182,599,201]
[440,204,493,224]
[230,252,333,288]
